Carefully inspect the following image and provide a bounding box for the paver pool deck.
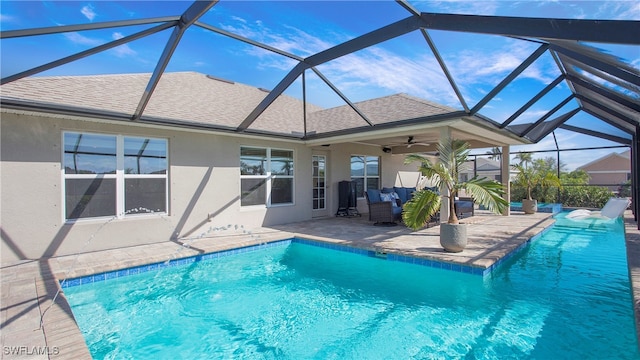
[2,210,639,359]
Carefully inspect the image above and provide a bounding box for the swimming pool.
[510,201,563,213]
[63,215,639,359]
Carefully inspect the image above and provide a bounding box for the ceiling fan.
[405,136,430,148]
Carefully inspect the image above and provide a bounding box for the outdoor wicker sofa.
[364,187,416,225]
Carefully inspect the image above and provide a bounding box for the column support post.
[501,145,511,216]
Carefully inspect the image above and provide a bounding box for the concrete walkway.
[1,211,639,359]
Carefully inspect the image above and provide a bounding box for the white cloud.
[219,18,459,106]
[0,14,15,23]
[617,2,640,20]
[321,47,455,103]
[81,5,96,21]
[597,1,640,20]
[443,38,560,106]
[220,20,337,58]
[110,32,136,57]
[421,1,501,16]
[230,15,247,24]
[450,40,555,85]
[515,109,551,123]
[63,32,102,46]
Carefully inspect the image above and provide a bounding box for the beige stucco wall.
[1,112,417,265]
[588,173,630,188]
[0,112,315,265]
[581,153,630,172]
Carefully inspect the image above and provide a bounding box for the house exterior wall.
[587,172,630,187]
[0,112,314,264]
[1,112,416,265]
[579,151,631,190]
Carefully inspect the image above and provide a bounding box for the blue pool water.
[510,202,563,213]
[64,215,639,359]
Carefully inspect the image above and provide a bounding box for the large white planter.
[522,199,538,214]
[440,223,468,253]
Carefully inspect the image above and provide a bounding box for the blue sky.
[1,1,639,170]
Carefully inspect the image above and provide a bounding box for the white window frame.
[240,146,294,208]
[62,131,168,222]
[312,155,326,210]
[350,155,380,199]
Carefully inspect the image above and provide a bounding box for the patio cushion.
[380,192,398,207]
[366,189,382,203]
[393,187,408,204]
[381,187,395,194]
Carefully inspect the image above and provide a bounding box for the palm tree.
[512,159,561,201]
[403,139,508,230]
[486,146,502,161]
[514,152,533,167]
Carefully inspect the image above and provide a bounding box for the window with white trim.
[350,155,380,198]
[63,132,168,220]
[240,147,294,206]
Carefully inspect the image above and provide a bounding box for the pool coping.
[60,225,556,290]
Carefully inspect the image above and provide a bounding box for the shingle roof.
[1,72,464,137]
[0,72,323,135]
[306,93,458,134]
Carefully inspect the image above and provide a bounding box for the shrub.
[510,167,614,208]
[559,185,613,208]
[510,184,612,208]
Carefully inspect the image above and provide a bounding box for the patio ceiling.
[0,0,638,150]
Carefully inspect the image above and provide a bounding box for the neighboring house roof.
[577,150,631,171]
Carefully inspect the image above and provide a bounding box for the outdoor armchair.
[365,189,403,225]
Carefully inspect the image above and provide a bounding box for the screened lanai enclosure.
[1,0,638,225]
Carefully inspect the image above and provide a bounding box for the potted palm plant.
[403,139,508,252]
[511,154,561,214]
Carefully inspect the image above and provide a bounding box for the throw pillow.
[380,192,398,207]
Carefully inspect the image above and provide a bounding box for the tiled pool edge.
[293,237,487,276]
[60,238,490,288]
[59,239,294,288]
[61,225,556,288]
[484,220,556,276]
[510,203,563,214]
